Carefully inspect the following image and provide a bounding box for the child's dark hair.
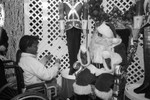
[19,35,39,52]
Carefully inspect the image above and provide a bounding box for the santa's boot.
[94,73,114,100]
[73,80,93,100]
[75,94,89,100]
[73,69,95,100]
[134,55,150,94]
[145,83,150,99]
[134,61,149,94]
[145,92,150,99]
[93,97,103,100]
[134,82,149,93]
[134,50,150,94]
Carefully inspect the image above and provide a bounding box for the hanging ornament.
[88,0,136,25]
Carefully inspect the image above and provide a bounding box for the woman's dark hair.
[19,35,39,52]
[16,49,22,65]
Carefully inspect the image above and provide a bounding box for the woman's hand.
[39,54,52,65]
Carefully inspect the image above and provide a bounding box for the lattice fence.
[102,0,135,13]
[24,0,144,84]
[126,34,144,85]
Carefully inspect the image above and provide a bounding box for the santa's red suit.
[73,22,122,100]
[59,0,88,75]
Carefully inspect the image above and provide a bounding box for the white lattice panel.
[24,0,144,84]
[126,34,144,85]
[24,0,91,71]
[24,0,69,71]
[102,0,135,14]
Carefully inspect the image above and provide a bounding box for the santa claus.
[73,22,123,100]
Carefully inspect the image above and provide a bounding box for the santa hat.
[96,22,115,38]
[96,22,122,47]
[94,73,114,100]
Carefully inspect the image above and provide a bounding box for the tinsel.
[88,0,136,24]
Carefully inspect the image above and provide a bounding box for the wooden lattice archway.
[2,0,145,85]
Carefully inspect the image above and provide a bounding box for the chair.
[16,66,58,100]
[11,91,49,100]
[0,60,18,100]
[72,28,131,100]
[14,50,58,100]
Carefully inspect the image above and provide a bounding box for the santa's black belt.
[92,63,104,69]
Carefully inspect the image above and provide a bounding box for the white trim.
[77,46,90,67]
[94,88,113,100]
[73,82,92,95]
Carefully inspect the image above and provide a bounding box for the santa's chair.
[73,29,131,100]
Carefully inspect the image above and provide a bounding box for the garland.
[88,0,107,23]
[88,0,136,26]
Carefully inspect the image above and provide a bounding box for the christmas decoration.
[88,0,136,27]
